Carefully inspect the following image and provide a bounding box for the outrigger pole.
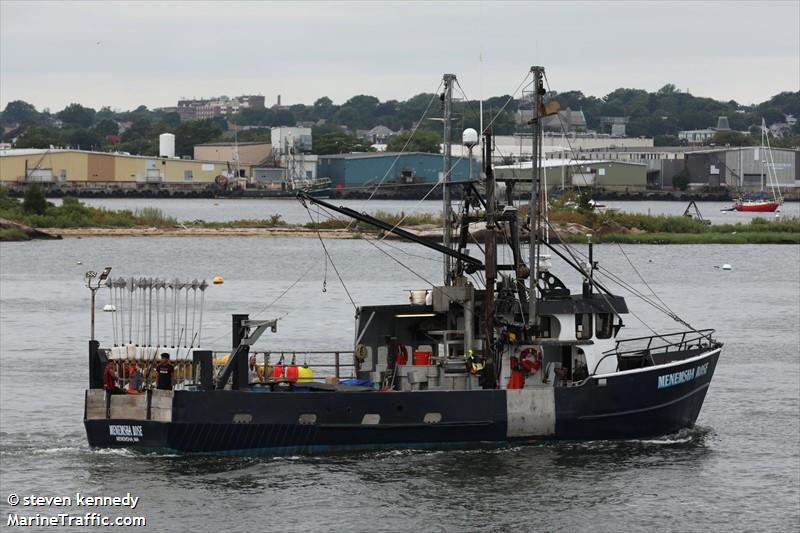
[297,193,484,272]
[442,73,456,285]
[483,130,497,383]
[528,65,545,331]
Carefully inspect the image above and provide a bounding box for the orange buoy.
[507,370,525,389]
[507,356,525,389]
[413,351,432,366]
[286,365,299,383]
[396,345,408,366]
[273,365,283,379]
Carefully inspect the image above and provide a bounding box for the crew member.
[128,364,144,393]
[464,350,484,374]
[248,354,264,384]
[103,361,126,395]
[155,353,175,390]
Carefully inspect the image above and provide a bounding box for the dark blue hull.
[554,349,719,439]
[84,349,720,455]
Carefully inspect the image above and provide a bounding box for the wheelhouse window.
[596,313,613,339]
[575,313,592,340]
[540,316,552,338]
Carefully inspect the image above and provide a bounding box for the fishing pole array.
[105,277,209,360]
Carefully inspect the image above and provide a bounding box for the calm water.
[1,237,798,532]
[53,197,800,225]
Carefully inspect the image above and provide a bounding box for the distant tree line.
[2,86,798,157]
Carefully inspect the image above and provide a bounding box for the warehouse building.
[193,142,272,165]
[494,159,648,192]
[569,146,693,188]
[448,133,654,161]
[318,152,474,189]
[684,146,799,191]
[0,149,239,192]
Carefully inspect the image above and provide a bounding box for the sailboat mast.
[761,121,766,193]
[234,126,240,183]
[762,118,782,203]
[442,73,456,285]
[528,66,545,328]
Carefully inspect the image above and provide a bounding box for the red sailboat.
[733,199,780,212]
[732,120,783,213]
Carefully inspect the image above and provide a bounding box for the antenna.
[479,42,484,172]
[86,266,112,340]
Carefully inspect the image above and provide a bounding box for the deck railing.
[591,329,718,376]
[244,350,356,380]
[104,349,355,392]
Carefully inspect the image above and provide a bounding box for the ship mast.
[528,66,545,330]
[484,130,497,378]
[442,73,456,285]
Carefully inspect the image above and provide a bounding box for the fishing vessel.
[212,174,331,198]
[84,67,722,455]
[732,120,783,212]
[213,133,331,198]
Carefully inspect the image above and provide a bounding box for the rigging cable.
[154,281,160,347]
[200,264,316,349]
[374,156,466,245]
[162,283,168,346]
[604,247,706,338]
[308,202,446,278]
[540,217,668,339]
[183,283,189,347]
[108,283,117,346]
[614,243,678,316]
[559,237,681,319]
[541,71,598,193]
[352,81,444,216]
[363,237,436,287]
[550,227,704,339]
[375,237,442,264]
[197,281,207,347]
[528,72,705,338]
[305,205,357,310]
[484,71,533,131]
[191,281,198,348]
[255,263,316,319]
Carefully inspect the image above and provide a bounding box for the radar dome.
[462,128,478,148]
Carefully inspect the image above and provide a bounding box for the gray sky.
[1,1,798,112]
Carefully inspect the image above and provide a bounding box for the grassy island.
[1,186,798,244]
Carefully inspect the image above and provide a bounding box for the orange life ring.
[520,347,542,375]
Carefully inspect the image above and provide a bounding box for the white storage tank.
[159,133,176,158]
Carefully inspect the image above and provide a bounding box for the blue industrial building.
[318,152,474,189]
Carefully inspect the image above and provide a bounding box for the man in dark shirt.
[103,361,126,395]
[155,353,175,390]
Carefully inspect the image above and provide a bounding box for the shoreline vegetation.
[1,187,798,244]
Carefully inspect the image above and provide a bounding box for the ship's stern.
[84,389,172,451]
